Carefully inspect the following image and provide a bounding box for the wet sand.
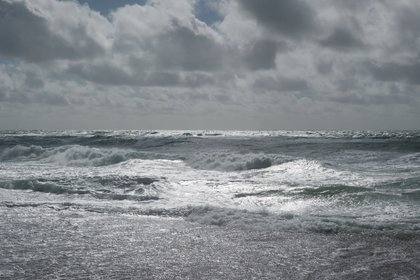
[1,206,419,279]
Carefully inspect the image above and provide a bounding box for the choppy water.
[1,130,419,236]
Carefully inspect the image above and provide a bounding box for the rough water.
[1,130,420,279]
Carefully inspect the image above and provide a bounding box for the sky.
[0,0,419,130]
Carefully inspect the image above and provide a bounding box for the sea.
[1,130,419,279]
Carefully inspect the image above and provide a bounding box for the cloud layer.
[0,0,419,129]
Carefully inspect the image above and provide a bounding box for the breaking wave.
[258,159,363,187]
[0,177,161,202]
[137,205,420,235]
[0,145,151,166]
[185,152,292,171]
[0,145,45,161]
[0,180,89,195]
[1,144,292,171]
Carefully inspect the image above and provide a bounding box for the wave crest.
[0,145,148,166]
[186,152,290,171]
[0,177,161,201]
[0,145,45,161]
[0,180,88,195]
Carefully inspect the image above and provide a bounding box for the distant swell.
[0,131,188,147]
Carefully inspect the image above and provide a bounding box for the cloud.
[243,40,282,70]
[320,27,365,51]
[394,3,420,51]
[331,93,414,106]
[0,90,68,106]
[368,61,420,85]
[67,62,222,88]
[0,0,420,129]
[71,0,230,87]
[67,63,136,86]
[238,0,317,38]
[24,72,44,89]
[0,0,109,62]
[254,76,309,93]
[153,24,226,71]
[0,90,5,101]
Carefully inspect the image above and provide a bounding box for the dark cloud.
[144,72,181,87]
[331,94,413,105]
[0,0,105,62]
[182,73,217,88]
[0,90,68,106]
[334,0,371,11]
[112,21,227,73]
[280,78,309,92]
[69,63,179,87]
[316,61,333,75]
[254,76,309,92]
[336,78,358,93]
[6,92,31,104]
[24,72,44,89]
[394,6,420,51]
[244,40,282,70]
[368,61,420,85]
[38,93,68,106]
[239,0,316,38]
[320,27,365,51]
[68,62,221,88]
[212,93,233,103]
[155,24,225,71]
[68,63,137,86]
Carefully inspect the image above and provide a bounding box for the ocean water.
[1,130,420,278]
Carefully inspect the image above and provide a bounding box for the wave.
[387,153,420,165]
[45,145,142,166]
[76,135,188,149]
[164,205,420,234]
[0,178,161,202]
[402,189,420,201]
[0,180,89,195]
[90,192,159,202]
[293,185,372,197]
[90,175,158,187]
[2,196,418,235]
[185,152,292,171]
[0,131,189,150]
[0,145,152,166]
[234,185,371,199]
[260,159,362,186]
[0,145,45,161]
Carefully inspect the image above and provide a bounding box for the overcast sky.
[0,0,419,130]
